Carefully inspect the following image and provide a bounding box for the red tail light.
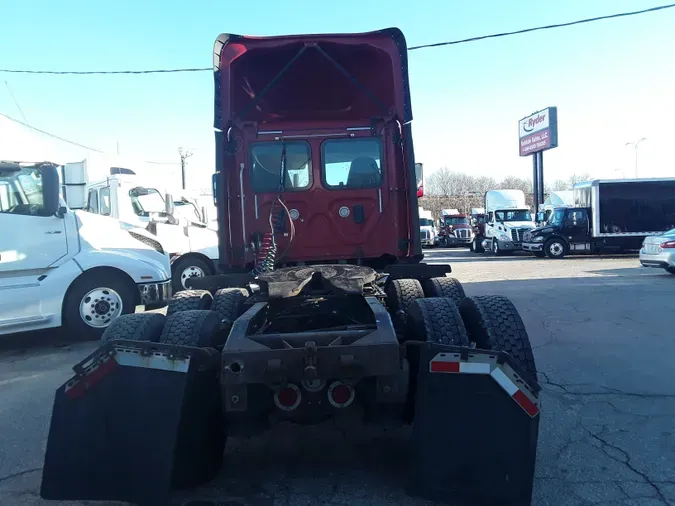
[327,381,355,408]
[274,384,301,411]
[661,240,675,249]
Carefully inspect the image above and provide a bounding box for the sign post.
[518,107,558,214]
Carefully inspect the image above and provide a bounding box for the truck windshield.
[129,188,165,216]
[496,210,532,222]
[548,209,566,226]
[0,166,46,215]
[444,217,469,225]
[420,218,434,227]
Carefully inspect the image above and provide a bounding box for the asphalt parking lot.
[1,248,674,506]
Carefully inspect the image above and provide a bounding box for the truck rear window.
[249,142,312,193]
[321,138,382,189]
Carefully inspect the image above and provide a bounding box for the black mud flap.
[40,341,224,506]
[407,344,540,506]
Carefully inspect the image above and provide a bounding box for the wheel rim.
[549,242,564,256]
[79,287,123,328]
[180,265,205,289]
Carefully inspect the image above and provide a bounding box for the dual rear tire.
[385,276,536,381]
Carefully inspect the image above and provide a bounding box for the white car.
[639,228,675,275]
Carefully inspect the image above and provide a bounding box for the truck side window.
[0,168,47,216]
[87,190,100,214]
[321,138,382,189]
[249,141,311,193]
[99,187,111,216]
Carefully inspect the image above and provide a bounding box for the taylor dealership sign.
[518,107,558,156]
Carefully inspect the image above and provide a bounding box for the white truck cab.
[483,189,536,256]
[418,207,438,247]
[0,161,171,339]
[536,190,574,226]
[63,160,219,292]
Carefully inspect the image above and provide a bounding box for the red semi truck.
[40,28,540,506]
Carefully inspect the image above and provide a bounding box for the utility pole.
[178,147,193,190]
[625,138,646,178]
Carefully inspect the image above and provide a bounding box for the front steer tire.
[459,295,537,382]
[159,310,222,347]
[545,238,568,259]
[101,313,165,343]
[421,277,465,307]
[62,270,137,341]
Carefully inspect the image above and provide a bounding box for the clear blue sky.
[1,0,674,189]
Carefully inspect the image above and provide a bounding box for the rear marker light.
[429,353,540,418]
[274,384,301,411]
[327,381,355,408]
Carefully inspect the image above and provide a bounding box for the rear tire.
[406,297,469,346]
[421,277,465,307]
[63,271,136,341]
[403,298,469,423]
[666,266,675,275]
[166,290,213,315]
[101,313,165,343]
[458,295,537,382]
[386,278,425,315]
[159,310,221,347]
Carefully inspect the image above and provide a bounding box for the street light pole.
[625,137,646,178]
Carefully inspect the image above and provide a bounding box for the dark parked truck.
[40,28,540,506]
[523,178,675,259]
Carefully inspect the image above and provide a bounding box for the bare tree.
[550,179,570,191]
[497,176,532,193]
[568,172,593,187]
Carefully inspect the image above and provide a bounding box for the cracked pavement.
[1,250,674,505]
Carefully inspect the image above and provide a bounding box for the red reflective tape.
[513,389,539,417]
[65,356,119,400]
[430,360,460,373]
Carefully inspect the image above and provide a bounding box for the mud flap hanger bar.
[238,43,390,121]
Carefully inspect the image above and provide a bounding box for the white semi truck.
[418,207,438,247]
[482,189,536,255]
[62,158,219,292]
[0,161,172,340]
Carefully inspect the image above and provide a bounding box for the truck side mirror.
[201,206,208,223]
[164,193,175,216]
[41,164,61,216]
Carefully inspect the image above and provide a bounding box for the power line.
[1,3,672,75]
[0,111,181,165]
[0,111,104,152]
[4,81,28,122]
[408,3,675,50]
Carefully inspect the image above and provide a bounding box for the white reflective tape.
[114,349,190,373]
[490,367,518,396]
[458,362,491,374]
